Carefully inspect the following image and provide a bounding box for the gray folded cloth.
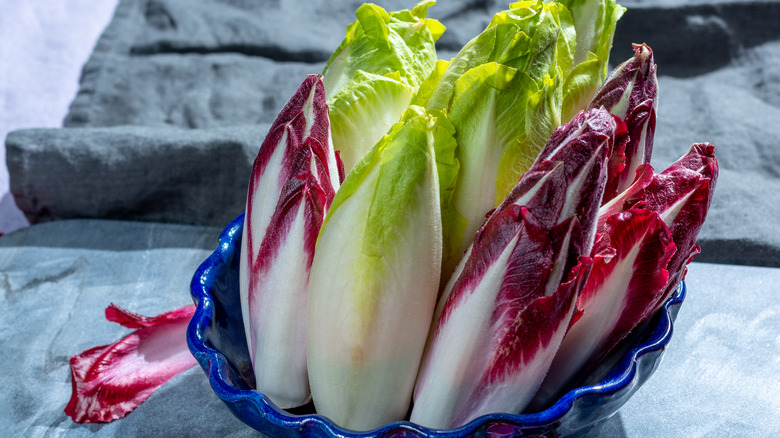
[60,0,495,129]
[6,0,780,267]
[6,125,267,227]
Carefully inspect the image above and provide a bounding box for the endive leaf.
[411,205,591,428]
[239,74,340,409]
[306,106,448,431]
[65,304,197,423]
[322,1,443,174]
[327,70,414,172]
[591,43,658,201]
[531,208,675,408]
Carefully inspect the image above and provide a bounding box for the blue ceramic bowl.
[187,213,686,437]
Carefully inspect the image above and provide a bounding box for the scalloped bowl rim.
[187,213,685,436]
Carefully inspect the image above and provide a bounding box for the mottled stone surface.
[66,53,321,129]
[0,220,259,437]
[1,219,777,436]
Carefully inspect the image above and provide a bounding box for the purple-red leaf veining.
[65,304,197,423]
[240,74,340,409]
[412,203,592,428]
[591,43,658,201]
[510,107,615,254]
[411,106,620,427]
[532,207,675,408]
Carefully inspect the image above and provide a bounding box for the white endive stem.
[240,203,310,408]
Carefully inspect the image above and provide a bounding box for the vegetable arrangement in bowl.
[196,0,718,434]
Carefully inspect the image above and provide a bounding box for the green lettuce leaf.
[416,1,575,279]
[327,71,414,172]
[545,0,626,120]
[495,70,563,205]
[322,1,444,173]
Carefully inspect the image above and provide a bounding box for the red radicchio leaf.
[578,209,675,349]
[510,107,614,255]
[412,205,592,429]
[590,44,657,119]
[65,303,197,423]
[648,143,718,303]
[590,43,658,203]
[604,143,717,305]
[597,162,656,230]
[239,75,340,409]
[602,115,629,202]
[455,255,591,426]
[531,208,675,409]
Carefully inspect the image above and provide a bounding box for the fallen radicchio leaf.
[65,303,196,423]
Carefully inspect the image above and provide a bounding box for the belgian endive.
[532,58,712,406]
[600,143,718,303]
[239,75,341,409]
[322,0,444,174]
[532,143,718,409]
[416,2,573,279]
[590,43,658,201]
[411,0,622,280]
[306,106,455,431]
[411,108,617,429]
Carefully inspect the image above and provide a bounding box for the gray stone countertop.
[0,219,778,437]
[589,262,780,437]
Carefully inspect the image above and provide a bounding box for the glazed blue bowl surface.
[187,214,686,437]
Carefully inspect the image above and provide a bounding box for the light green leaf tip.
[322,1,444,95]
[328,70,415,172]
[553,0,626,119]
[322,1,445,175]
[412,59,450,108]
[320,106,443,256]
[362,109,435,259]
